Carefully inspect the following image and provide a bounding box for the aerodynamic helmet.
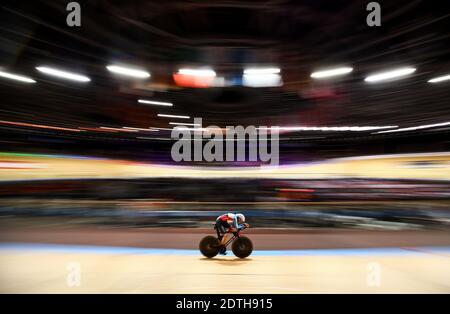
[236,213,245,223]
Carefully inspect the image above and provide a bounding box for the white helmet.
[236,213,245,223]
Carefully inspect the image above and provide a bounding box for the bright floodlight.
[148,127,173,131]
[158,114,190,119]
[177,68,216,77]
[376,121,450,134]
[243,74,282,87]
[36,66,91,82]
[258,125,397,132]
[242,67,282,87]
[428,74,450,83]
[123,127,159,132]
[169,122,201,126]
[0,70,36,83]
[138,99,173,107]
[106,65,150,79]
[364,67,416,83]
[244,68,280,75]
[310,67,353,79]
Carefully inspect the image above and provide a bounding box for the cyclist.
[215,212,249,255]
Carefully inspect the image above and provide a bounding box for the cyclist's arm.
[233,215,245,230]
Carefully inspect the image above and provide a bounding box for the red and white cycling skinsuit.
[215,213,244,235]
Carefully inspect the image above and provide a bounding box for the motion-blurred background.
[0,0,449,239]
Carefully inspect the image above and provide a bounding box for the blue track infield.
[1,242,450,256]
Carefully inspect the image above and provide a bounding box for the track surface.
[1,244,449,293]
[2,226,450,250]
[1,226,450,293]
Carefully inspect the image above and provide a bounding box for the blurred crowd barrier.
[1,152,449,230]
[0,198,449,230]
[0,151,449,181]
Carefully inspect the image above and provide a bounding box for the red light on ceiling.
[172,73,214,88]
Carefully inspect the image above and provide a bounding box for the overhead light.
[106,65,150,79]
[428,74,450,83]
[375,122,450,134]
[36,66,91,82]
[310,67,353,79]
[138,99,173,107]
[257,125,397,132]
[243,73,282,87]
[244,68,280,75]
[148,127,173,131]
[99,126,138,132]
[0,70,36,83]
[173,68,216,88]
[174,127,211,132]
[243,67,282,87]
[169,122,201,126]
[122,127,158,132]
[136,137,172,141]
[364,67,416,83]
[171,126,223,132]
[177,68,216,77]
[158,114,190,119]
[211,76,227,87]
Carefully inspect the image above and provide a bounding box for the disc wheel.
[199,235,220,258]
[231,236,253,258]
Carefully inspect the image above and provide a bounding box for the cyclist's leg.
[220,231,232,246]
[215,220,225,242]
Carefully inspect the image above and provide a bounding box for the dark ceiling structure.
[0,0,449,162]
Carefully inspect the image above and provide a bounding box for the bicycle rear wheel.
[199,235,220,258]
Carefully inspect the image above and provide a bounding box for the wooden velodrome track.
[1,227,450,293]
[1,244,449,293]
